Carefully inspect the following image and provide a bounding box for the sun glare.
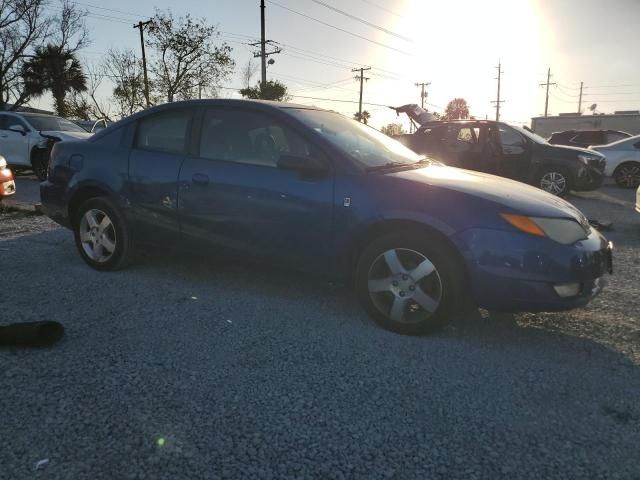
[370,0,544,125]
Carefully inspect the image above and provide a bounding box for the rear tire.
[613,162,640,189]
[535,166,572,197]
[355,231,465,335]
[73,197,133,271]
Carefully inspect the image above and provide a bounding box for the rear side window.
[571,131,602,145]
[445,126,480,152]
[606,132,629,144]
[135,109,191,154]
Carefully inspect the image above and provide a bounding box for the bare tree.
[65,64,111,120]
[147,9,234,102]
[0,0,48,110]
[241,58,257,88]
[51,0,89,53]
[104,48,147,118]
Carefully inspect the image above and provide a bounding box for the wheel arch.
[348,218,470,288]
[612,160,640,176]
[67,184,113,225]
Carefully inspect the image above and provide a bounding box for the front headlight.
[501,214,589,245]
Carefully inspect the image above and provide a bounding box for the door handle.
[192,173,210,185]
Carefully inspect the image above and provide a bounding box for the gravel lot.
[1,184,639,479]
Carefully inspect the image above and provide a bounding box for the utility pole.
[490,60,504,121]
[577,81,583,114]
[352,67,371,121]
[260,0,266,85]
[133,20,153,108]
[415,82,430,109]
[539,67,556,117]
[249,1,281,90]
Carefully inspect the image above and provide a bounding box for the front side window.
[199,108,313,168]
[286,108,423,169]
[0,115,28,131]
[499,126,526,154]
[135,109,191,154]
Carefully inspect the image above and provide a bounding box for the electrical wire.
[308,0,413,43]
[266,0,414,56]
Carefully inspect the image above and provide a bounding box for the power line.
[355,0,406,18]
[353,67,371,120]
[266,0,414,56]
[308,0,413,43]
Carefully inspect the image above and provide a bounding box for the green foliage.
[148,10,235,102]
[353,110,371,124]
[380,122,406,136]
[443,98,470,120]
[240,80,289,101]
[21,44,87,117]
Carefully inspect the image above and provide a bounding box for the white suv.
[0,112,92,180]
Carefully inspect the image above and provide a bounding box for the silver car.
[0,112,92,180]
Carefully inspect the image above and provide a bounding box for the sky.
[31,0,640,130]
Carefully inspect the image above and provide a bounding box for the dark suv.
[396,120,605,196]
[548,129,631,148]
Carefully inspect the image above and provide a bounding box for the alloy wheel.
[540,171,567,195]
[79,209,117,263]
[617,165,640,188]
[367,248,443,324]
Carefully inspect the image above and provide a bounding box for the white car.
[0,111,92,180]
[590,135,640,188]
[636,185,640,214]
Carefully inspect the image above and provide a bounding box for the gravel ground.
[0,185,639,479]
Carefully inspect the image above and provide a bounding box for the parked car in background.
[589,134,640,188]
[395,118,605,196]
[0,111,92,180]
[41,99,612,335]
[74,119,111,134]
[636,185,640,214]
[548,129,631,148]
[0,155,16,201]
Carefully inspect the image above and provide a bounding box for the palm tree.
[22,45,87,117]
[353,110,371,125]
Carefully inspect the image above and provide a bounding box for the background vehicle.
[590,134,640,188]
[74,119,111,134]
[548,129,631,148]
[637,185,640,214]
[0,112,92,180]
[395,119,605,196]
[41,100,612,335]
[0,155,15,201]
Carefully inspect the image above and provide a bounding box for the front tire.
[73,197,133,271]
[613,162,640,189]
[536,166,572,196]
[31,148,49,181]
[355,231,465,335]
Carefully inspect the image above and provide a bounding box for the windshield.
[287,108,424,169]
[510,124,549,145]
[23,115,88,133]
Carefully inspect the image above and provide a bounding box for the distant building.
[531,111,640,137]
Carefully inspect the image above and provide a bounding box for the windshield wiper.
[366,161,412,172]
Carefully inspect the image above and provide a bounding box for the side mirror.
[8,124,26,136]
[277,154,329,175]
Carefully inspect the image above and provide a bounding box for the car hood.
[538,143,603,158]
[387,164,590,225]
[40,130,92,141]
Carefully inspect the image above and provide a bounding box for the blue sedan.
[41,100,612,335]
